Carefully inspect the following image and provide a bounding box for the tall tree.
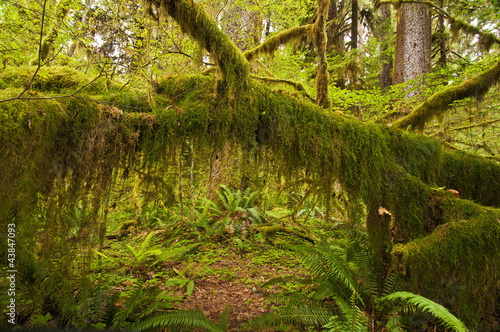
[377,3,393,90]
[392,0,432,95]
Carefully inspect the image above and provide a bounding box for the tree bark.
[314,0,332,110]
[438,0,447,67]
[351,0,358,50]
[378,3,393,91]
[393,0,431,95]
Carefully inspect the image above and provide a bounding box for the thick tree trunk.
[393,0,431,95]
[351,0,358,50]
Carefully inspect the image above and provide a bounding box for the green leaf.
[381,291,468,332]
[186,280,194,296]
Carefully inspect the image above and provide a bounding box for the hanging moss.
[38,0,73,62]
[312,0,331,110]
[392,59,500,131]
[390,130,443,184]
[243,24,314,62]
[449,17,500,52]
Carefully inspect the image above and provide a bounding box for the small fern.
[323,295,369,332]
[244,304,333,330]
[131,309,224,332]
[381,291,468,332]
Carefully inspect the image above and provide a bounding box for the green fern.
[323,295,369,332]
[124,231,162,268]
[131,309,224,332]
[381,291,468,332]
[295,242,358,297]
[244,305,333,330]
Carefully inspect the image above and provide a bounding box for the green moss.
[391,130,443,184]
[393,60,500,131]
[2,68,500,326]
[438,150,500,207]
[157,0,250,95]
[257,225,314,244]
[392,199,500,325]
[243,24,313,62]
[0,65,115,94]
[449,17,500,51]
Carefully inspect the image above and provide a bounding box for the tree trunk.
[327,0,346,88]
[438,0,447,67]
[378,3,393,91]
[393,0,431,95]
[351,0,358,50]
[314,0,332,110]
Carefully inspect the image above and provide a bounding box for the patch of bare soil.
[173,249,306,331]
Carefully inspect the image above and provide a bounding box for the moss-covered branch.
[243,24,314,62]
[449,17,500,51]
[257,225,315,244]
[392,60,500,131]
[150,0,250,93]
[250,75,316,103]
[430,118,500,137]
[392,198,500,324]
[3,68,500,326]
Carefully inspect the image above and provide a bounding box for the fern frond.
[139,231,156,254]
[296,243,358,296]
[216,185,233,211]
[125,243,139,262]
[381,291,468,332]
[245,305,332,329]
[131,309,223,332]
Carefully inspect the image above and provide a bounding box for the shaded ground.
[172,246,309,331]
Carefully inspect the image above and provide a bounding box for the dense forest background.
[1,0,500,331]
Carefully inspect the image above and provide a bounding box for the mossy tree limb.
[149,0,250,94]
[250,74,316,103]
[392,60,500,131]
[3,67,500,327]
[243,24,314,62]
[449,17,500,51]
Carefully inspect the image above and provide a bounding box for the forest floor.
[97,224,317,331]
